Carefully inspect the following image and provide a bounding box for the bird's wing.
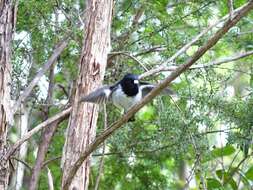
[79,85,113,104]
[140,82,175,97]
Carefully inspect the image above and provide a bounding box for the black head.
[120,73,139,97]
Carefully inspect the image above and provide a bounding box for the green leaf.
[137,106,155,121]
[216,169,238,190]
[207,178,222,189]
[245,166,253,180]
[211,145,235,158]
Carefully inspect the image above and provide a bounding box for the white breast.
[112,86,142,112]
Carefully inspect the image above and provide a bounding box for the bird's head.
[120,73,140,96]
[122,73,139,85]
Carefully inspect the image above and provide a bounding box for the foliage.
[10,0,253,189]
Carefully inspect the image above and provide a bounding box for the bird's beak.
[134,80,139,84]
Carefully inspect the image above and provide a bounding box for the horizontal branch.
[6,107,72,159]
[191,50,253,69]
[62,1,253,189]
[162,50,253,71]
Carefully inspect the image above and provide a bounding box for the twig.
[109,51,149,71]
[42,156,62,168]
[191,50,253,69]
[62,2,253,188]
[149,50,253,73]
[228,0,234,19]
[10,156,32,171]
[134,45,167,57]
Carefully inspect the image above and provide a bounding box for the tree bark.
[61,0,113,189]
[0,0,16,189]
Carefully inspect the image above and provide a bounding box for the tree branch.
[12,10,85,114]
[139,3,247,79]
[228,0,234,19]
[108,51,149,71]
[6,107,71,159]
[191,50,253,69]
[62,1,253,188]
[163,50,253,71]
[12,36,71,114]
[10,156,32,171]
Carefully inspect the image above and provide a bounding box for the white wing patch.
[104,88,111,98]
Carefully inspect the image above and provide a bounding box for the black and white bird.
[80,73,174,114]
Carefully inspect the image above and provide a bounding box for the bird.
[79,73,174,117]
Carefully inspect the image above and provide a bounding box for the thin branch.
[108,51,149,71]
[10,156,32,171]
[62,2,253,188]
[152,50,253,72]
[6,107,71,159]
[191,50,253,69]
[115,5,145,49]
[12,10,86,114]
[224,151,253,186]
[12,36,71,114]
[139,3,247,79]
[134,45,167,57]
[228,0,234,19]
[42,156,62,168]
[29,49,57,190]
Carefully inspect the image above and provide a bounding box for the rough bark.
[61,0,112,189]
[0,0,16,189]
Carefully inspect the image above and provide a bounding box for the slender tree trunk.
[13,107,29,190]
[61,0,113,189]
[0,1,16,189]
[28,62,57,190]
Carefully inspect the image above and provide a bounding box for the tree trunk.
[61,0,113,189]
[29,61,57,190]
[0,0,16,189]
[11,107,29,190]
